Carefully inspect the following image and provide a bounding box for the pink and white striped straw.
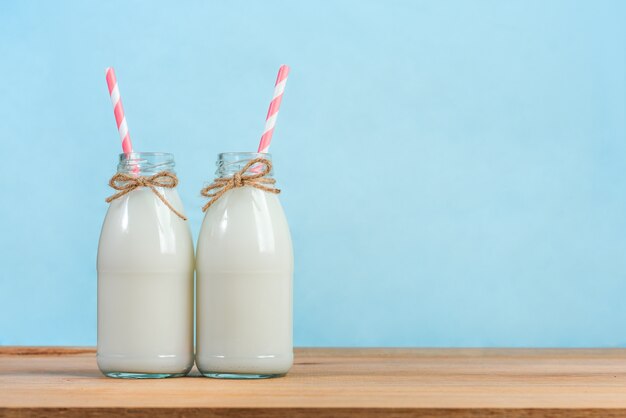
[257,65,290,154]
[105,67,133,154]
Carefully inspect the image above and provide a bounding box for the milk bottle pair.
[96,151,293,379]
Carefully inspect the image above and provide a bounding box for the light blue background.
[0,0,624,347]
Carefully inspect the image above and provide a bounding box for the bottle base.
[103,371,188,379]
[201,372,286,379]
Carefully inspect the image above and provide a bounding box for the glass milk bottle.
[97,152,194,378]
[196,152,293,378]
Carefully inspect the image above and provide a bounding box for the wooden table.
[1,347,626,417]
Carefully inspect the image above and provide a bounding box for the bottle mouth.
[217,152,270,159]
[215,152,273,177]
[119,152,174,160]
[118,152,175,174]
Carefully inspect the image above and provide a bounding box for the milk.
[97,153,194,378]
[196,153,293,378]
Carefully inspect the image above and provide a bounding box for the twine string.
[201,157,280,212]
[106,171,187,221]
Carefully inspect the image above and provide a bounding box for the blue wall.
[0,0,625,346]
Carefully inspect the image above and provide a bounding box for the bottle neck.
[216,152,273,178]
[117,152,176,176]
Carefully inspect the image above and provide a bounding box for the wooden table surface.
[1,347,626,417]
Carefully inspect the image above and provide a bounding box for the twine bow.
[106,171,188,221]
[201,157,280,212]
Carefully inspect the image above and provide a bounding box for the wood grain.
[1,347,626,417]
